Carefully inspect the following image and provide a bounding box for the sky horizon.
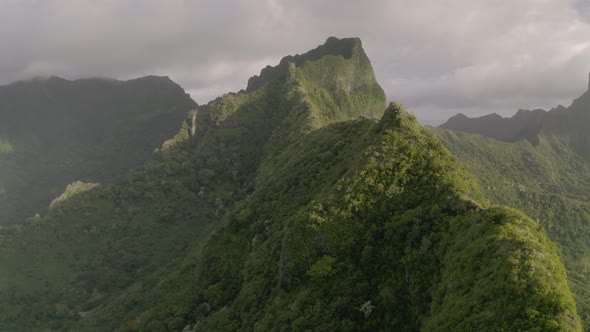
[1,0,590,125]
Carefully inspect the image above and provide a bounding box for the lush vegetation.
[435,128,590,330]
[189,103,579,331]
[435,82,590,330]
[0,76,195,225]
[0,37,581,331]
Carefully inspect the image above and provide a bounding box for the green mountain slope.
[434,128,590,330]
[0,76,196,225]
[435,80,590,330]
[190,102,579,331]
[0,38,581,331]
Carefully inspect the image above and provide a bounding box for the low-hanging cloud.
[1,0,589,124]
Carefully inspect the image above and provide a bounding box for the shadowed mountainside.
[0,76,196,224]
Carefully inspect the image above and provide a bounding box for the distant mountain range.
[436,76,590,331]
[440,77,590,157]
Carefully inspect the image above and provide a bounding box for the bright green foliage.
[0,38,581,331]
[435,128,590,330]
[190,102,579,331]
[426,207,580,331]
[288,38,385,125]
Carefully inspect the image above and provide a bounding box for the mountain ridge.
[440,74,590,146]
[0,37,582,331]
[246,37,364,93]
[435,73,590,330]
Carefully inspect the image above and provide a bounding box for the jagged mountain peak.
[202,37,385,135]
[246,36,371,93]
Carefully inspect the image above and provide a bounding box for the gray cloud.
[0,0,589,124]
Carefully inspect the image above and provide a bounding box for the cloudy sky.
[1,0,590,124]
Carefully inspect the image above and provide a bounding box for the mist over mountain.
[0,76,195,225]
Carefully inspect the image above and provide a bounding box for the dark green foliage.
[0,76,196,225]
